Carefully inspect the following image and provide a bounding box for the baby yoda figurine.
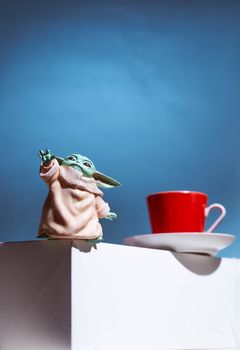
[38,149,120,240]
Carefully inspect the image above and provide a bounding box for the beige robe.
[38,159,110,239]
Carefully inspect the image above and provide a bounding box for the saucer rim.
[123,232,235,256]
[124,232,235,239]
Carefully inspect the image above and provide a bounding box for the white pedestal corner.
[0,240,239,350]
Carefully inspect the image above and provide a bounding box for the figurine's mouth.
[70,164,83,172]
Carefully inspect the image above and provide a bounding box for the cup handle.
[205,203,226,233]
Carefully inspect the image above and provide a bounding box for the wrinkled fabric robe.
[38,159,110,239]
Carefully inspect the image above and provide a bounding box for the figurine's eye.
[83,161,92,168]
[67,156,76,161]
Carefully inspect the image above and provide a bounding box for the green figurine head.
[61,154,96,177]
[56,153,121,189]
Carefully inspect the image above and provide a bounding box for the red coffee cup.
[147,191,226,233]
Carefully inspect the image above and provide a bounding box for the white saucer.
[123,232,235,256]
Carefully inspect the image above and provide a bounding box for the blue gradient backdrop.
[0,0,240,257]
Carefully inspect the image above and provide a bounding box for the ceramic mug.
[147,191,226,233]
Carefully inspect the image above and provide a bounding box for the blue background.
[0,0,240,257]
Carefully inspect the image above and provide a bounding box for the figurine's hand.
[38,149,55,165]
[105,212,117,220]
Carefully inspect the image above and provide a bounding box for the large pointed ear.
[93,171,121,188]
[55,156,64,165]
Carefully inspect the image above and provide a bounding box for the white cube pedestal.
[0,240,239,350]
